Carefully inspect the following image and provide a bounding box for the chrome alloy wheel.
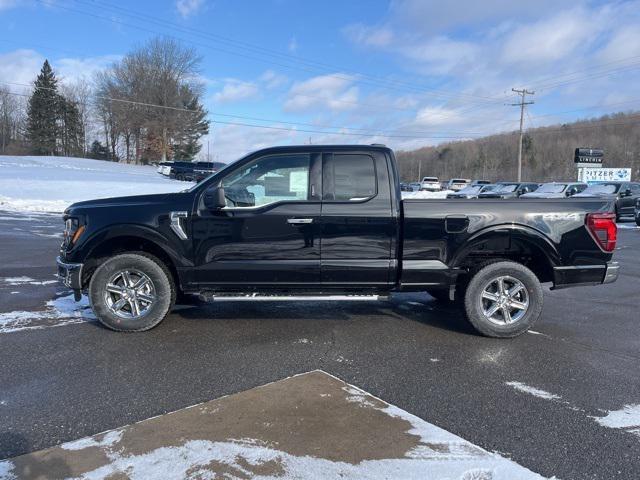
[104,269,156,319]
[479,275,529,325]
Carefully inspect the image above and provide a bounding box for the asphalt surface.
[0,209,639,480]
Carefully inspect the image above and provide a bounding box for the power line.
[68,0,509,105]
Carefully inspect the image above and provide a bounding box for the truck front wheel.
[88,253,175,332]
[463,261,543,338]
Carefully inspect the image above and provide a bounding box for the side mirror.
[203,185,226,209]
[567,188,577,196]
[624,188,632,197]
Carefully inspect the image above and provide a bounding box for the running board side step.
[198,294,387,302]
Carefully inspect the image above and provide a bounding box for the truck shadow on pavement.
[169,295,477,336]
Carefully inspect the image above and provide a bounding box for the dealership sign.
[574,147,603,165]
[581,168,631,182]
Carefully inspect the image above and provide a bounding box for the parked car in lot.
[420,176,441,191]
[446,184,497,199]
[157,162,173,176]
[572,181,640,221]
[520,182,587,198]
[446,178,471,191]
[193,161,227,182]
[57,144,619,338]
[401,182,421,192]
[479,182,539,199]
[167,161,196,181]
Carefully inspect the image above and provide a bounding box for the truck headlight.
[64,217,85,248]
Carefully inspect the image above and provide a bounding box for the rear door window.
[323,154,377,201]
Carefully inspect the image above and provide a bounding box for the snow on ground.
[401,190,453,199]
[0,156,191,213]
[505,381,561,401]
[0,293,94,334]
[594,404,640,438]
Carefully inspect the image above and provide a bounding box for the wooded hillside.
[395,112,640,182]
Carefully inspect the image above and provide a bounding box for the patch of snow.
[617,223,639,230]
[0,460,15,480]
[593,404,640,430]
[505,382,561,401]
[295,338,310,344]
[3,276,58,286]
[0,293,94,334]
[61,430,124,451]
[402,189,454,200]
[0,155,191,213]
[430,358,440,363]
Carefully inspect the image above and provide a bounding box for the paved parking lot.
[0,210,639,479]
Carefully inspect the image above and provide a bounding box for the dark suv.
[573,182,640,221]
[478,182,539,199]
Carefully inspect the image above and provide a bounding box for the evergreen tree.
[89,140,110,160]
[26,60,59,155]
[58,96,84,157]
[172,87,210,161]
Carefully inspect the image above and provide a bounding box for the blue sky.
[1,0,640,160]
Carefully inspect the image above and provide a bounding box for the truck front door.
[192,152,322,287]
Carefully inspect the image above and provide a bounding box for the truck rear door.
[319,150,397,287]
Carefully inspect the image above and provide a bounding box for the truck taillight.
[586,213,617,252]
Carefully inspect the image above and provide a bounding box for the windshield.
[582,183,619,194]
[187,159,236,192]
[422,177,438,182]
[535,183,567,193]
[493,184,518,193]
[457,186,482,194]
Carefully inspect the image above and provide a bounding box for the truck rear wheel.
[88,253,175,332]
[463,261,543,338]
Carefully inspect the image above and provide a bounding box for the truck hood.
[65,192,189,214]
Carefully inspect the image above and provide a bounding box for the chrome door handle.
[287,218,314,224]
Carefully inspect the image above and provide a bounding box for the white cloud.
[284,74,359,112]
[0,49,120,90]
[212,80,259,104]
[344,23,394,47]
[0,49,44,87]
[260,70,288,90]
[56,54,121,83]
[597,26,640,63]
[501,8,598,66]
[176,0,204,18]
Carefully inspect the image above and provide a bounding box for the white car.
[420,176,441,191]
[447,178,471,191]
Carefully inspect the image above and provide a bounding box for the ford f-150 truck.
[57,145,619,337]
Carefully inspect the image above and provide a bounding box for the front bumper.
[56,256,83,290]
[552,261,619,289]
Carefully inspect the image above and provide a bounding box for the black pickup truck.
[57,145,619,337]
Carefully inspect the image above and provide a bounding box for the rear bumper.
[56,256,83,290]
[552,261,618,289]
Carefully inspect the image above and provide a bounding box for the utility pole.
[510,88,534,181]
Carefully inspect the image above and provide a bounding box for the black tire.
[426,288,454,303]
[88,252,175,332]
[176,174,184,181]
[636,214,640,227]
[463,261,543,338]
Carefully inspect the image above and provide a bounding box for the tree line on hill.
[0,37,209,164]
[395,112,640,182]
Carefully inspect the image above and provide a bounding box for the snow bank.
[0,156,192,213]
[401,190,453,199]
